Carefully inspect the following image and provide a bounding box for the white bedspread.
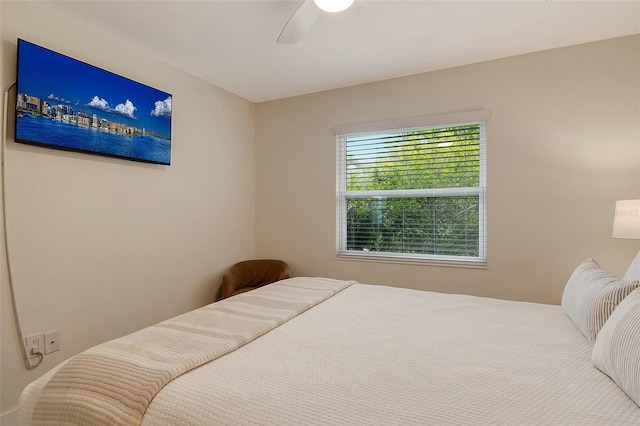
[21,280,640,425]
[143,283,639,425]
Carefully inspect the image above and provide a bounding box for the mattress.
[19,278,640,425]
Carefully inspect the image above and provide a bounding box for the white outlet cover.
[25,333,44,354]
[44,330,60,354]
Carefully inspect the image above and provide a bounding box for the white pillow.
[592,288,640,408]
[623,250,640,281]
[561,259,640,344]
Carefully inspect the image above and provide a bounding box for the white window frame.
[335,110,489,268]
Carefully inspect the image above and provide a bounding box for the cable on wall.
[3,82,43,369]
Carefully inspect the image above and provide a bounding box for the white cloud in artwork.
[150,96,172,117]
[48,93,65,102]
[114,99,137,119]
[87,96,137,119]
[87,96,111,111]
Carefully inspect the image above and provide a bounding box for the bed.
[18,255,640,425]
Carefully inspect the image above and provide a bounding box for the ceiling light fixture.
[314,0,354,13]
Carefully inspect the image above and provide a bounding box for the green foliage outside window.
[344,124,482,258]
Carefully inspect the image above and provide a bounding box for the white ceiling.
[35,0,640,103]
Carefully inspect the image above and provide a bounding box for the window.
[336,113,487,267]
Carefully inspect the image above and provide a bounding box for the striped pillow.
[592,288,640,408]
[561,259,640,344]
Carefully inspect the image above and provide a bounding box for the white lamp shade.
[612,199,640,239]
[314,0,354,13]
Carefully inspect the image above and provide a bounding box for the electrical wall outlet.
[25,333,44,359]
[44,330,60,354]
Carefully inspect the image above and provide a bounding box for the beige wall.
[1,1,255,418]
[255,35,640,304]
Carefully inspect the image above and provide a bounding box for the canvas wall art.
[15,39,172,165]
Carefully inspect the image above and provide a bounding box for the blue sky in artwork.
[17,39,172,139]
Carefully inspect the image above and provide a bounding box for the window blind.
[336,120,487,266]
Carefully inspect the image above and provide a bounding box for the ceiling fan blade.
[277,1,320,44]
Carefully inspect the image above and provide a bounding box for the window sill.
[336,252,487,269]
